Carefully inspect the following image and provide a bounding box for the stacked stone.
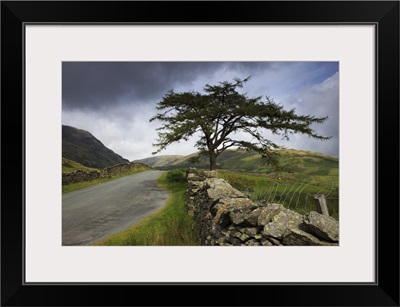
[62,169,101,185]
[62,162,151,186]
[185,169,339,246]
[102,162,147,177]
[185,168,218,216]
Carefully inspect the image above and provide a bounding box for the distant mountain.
[136,148,338,178]
[62,125,129,169]
[136,155,186,168]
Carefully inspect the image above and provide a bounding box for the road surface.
[62,170,168,246]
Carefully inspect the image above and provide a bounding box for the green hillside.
[138,148,337,178]
[137,155,185,168]
[62,157,100,172]
[62,125,129,168]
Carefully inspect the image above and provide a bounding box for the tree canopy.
[150,76,331,170]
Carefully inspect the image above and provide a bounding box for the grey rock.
[206,179,245,199]
[245,208,262,226]
[229,210,248,226]
[257,204,286,226]
[227,235,242,245]
[303,211,339,242]
[262,210,303,239]
[243,227,259,237]
[265,236,282,245]
[245,239,261,246]
[203,170,218,178]
[261,238,274,246]
[282,228,337,246]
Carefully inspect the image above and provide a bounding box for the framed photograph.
[1,1,399,306]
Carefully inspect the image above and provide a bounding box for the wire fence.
[245,180,339,220]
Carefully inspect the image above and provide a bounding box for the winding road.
[62,170,168,246]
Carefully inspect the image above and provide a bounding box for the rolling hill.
[136,148,338,182]
[62,125,129,168]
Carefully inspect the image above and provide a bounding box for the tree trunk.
[209,151,217,170]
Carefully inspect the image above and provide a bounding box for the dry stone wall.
[62,169,101,185]
[102,162,149,177]
[186,168,339,246]
[62,162,149,185]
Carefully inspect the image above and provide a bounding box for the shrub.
[166,169,187,183]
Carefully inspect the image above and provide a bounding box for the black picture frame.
[1,1,399,306]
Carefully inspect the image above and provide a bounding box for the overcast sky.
[62,62,339,161]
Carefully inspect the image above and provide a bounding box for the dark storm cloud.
[62,62,255,110]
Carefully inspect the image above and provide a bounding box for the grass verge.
[92,170,199,246]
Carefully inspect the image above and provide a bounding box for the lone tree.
[150,77,331,171]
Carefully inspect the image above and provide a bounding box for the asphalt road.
[62,170,168,246]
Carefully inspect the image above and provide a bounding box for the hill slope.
[62,157,100,172]
[136,148,338,181]
[135,155,185,169]
[62,125,129,168]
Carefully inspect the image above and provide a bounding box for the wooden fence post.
[314,194,330,216]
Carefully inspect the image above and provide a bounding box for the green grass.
[62,157,99,172]
[62,167,152,193]
[218,170,339,220]
[92,170,199,246]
